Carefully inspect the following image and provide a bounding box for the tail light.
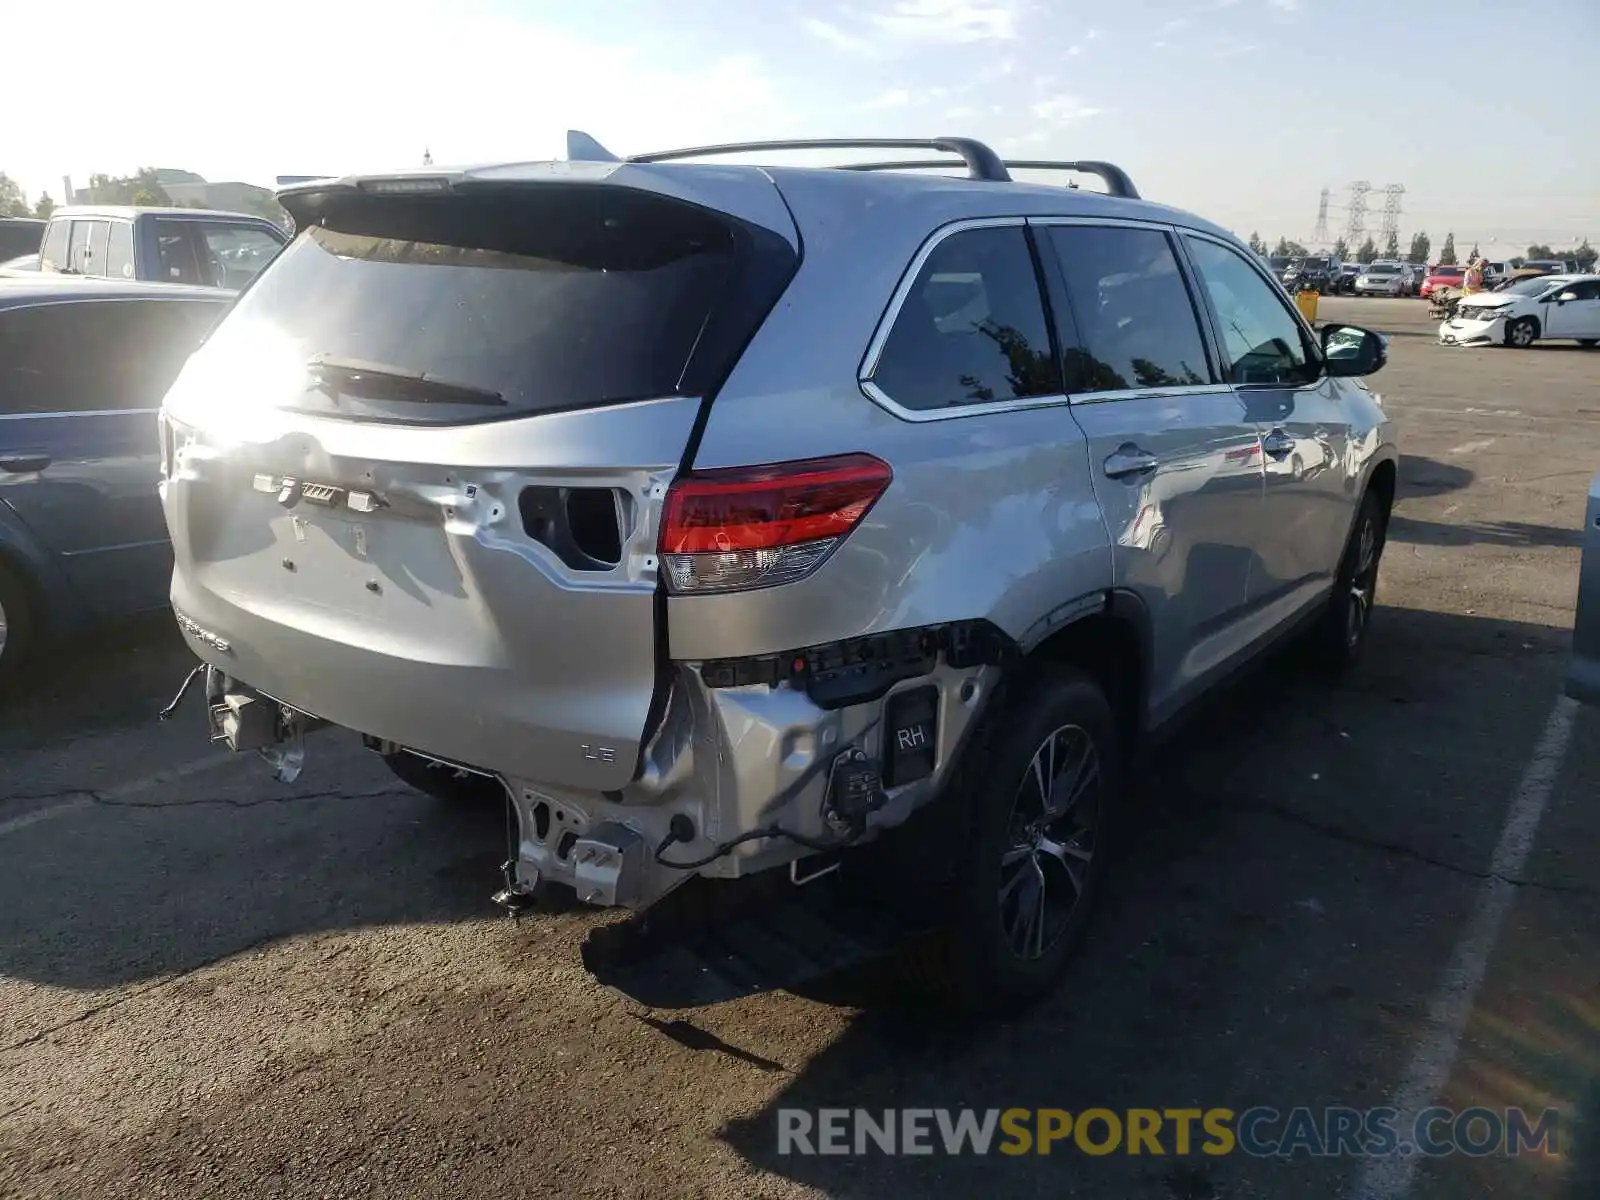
[659,454,892,594]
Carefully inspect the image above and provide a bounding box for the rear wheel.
[1506,317,1538,348]
[382,751,504,805]
[908,666,1120,1013]
[1307,488,1388,672]
[0,559,37,694]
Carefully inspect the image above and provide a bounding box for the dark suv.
[0,278,231,685]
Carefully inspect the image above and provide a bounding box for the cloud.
[867,0,1023,43]
[1032,94,1103,123]
[1159,16,1193,34]
[866,88,913,107]
[1268,0,1303,10]
[801,16,875,53]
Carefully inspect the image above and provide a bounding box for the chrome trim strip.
[60,536,170,557]
[1025,215,1184,232]
[1068,384,1224,406]
[859,380,1073,423]
[0,408,158,420]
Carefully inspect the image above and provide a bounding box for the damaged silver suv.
[158,132,1397,1010]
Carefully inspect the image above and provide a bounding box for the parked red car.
[1419,265,1466,298]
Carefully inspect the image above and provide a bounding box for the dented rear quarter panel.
[673,170,1120,661]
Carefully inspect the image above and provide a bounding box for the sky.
[5,0,1597,251]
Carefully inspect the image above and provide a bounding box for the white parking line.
[0,753,239,839]
[1351,694,1578,1200]
[1446,438,1496,456]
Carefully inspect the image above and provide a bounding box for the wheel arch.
[1025,589,1151,761]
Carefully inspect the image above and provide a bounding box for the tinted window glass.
[156,227,207,284]
[1046,225,1212,391]
[0,221,44,259]
[1562,280,1600,301]
[1184,236,1318,387]
[194,223,284,290]
[206,187,769,424]
[66,221,95,274]
[869,226,1059,411]
[84,220,112,277]
[106,222,136,279]
[0,299,226,414]
[39,221,70,272]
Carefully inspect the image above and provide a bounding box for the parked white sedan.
[1354,262,1409,296]
[1439,275,1600,348]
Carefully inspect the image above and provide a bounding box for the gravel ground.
[1,297,1596,1199]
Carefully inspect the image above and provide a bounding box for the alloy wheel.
[1346,514,1379,649]
[1510,320,1535,348]
[998,723,1101,961]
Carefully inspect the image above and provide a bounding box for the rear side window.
[84,221,112,277]
[106,222,136,279]
[1044,225,1213,391]
[0,299,226,414]
[867,225,1060,412]
[209,186,793,425]
[1183,236,1318,387]
[40,221,69,272]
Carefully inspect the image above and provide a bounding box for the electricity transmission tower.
[1378,184,1405,248]
[1345,181,1371,245]
[1311,187,1331,244]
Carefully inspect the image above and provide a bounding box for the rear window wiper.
[306,356,506,407]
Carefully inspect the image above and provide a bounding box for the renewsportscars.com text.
[776,1106,1560,1159]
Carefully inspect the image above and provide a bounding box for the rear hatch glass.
[212,186,760,426]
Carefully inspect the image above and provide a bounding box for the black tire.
[1307,488,1389,672]
[382,750,504,804]
[0,557,37,694]
[1505,316,1538,349]
[906,665,1121,1014]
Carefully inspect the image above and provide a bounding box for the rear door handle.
[1103,444,1160,479]
[0,455,51,474]
[1261,429,1295,457]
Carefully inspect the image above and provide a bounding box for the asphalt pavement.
[0,297,1596,1199]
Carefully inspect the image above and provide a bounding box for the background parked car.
[36,206,287,291]
[1520,258,1580,276]
[0,254,39,276]
[0,278,231,686]
[1330,262,1362,294]
[0,218,46,262]
[1355,262,1409,296]
[1420,264,1465,297]
[1282,255,1339,294]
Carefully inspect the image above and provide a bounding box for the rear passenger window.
[106,222,136,279]
[84,221,112,277]
[0,299,226,414]
[39,221,69,272]
[867,226,1061,412]
[1183,236,1319,387]
[1044,225,1212,392]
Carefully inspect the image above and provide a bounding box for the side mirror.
[1557,291,1578,304]
[1321,324,1386,378]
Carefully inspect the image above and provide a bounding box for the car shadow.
[0,605,1590,1200]
[0,610,198,754]
[709,605,1586,1197]
[1398,454,1475,497]
[1387,515,1583,550]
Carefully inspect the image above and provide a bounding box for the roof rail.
[837,157,1140,200]
[625,138,1013,183]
